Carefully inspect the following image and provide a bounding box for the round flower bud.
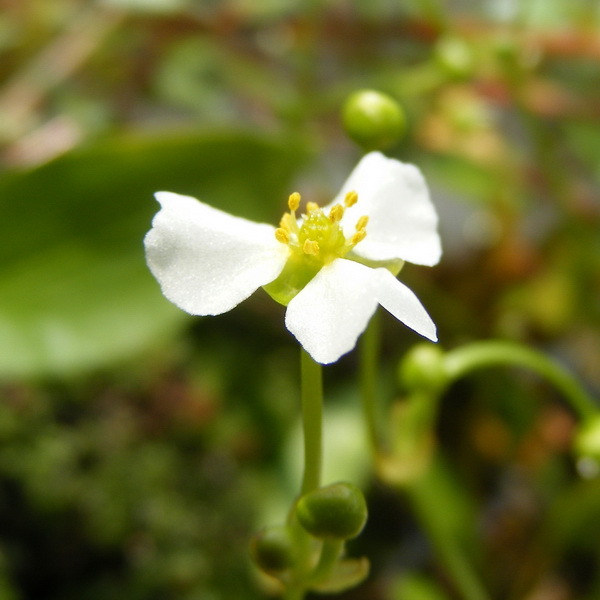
[574,416,600,462]
[250,526,294,575]
[296,482,368,540]
[342,90,406,151]
[398,343,447,393]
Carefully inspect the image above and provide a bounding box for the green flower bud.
[574,416,600,462]
[398,343,447,393]
[250,526,294,574]
[342,90,406,151]
[296,482,368,540]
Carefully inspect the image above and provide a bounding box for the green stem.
[427,535,490,600]
[443,341,596,420]
[300,349,323,494]
[310,539,344,584]
[281,350,324,600]
[359,311,384,454]
[283,586,304,600]
[406,460,492,600]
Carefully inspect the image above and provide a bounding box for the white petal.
[374,268,437,341]
[285,259,380,364]
[332,152,442,266]
[144,191,288,315]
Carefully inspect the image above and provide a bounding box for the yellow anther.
[355,215,369,231]
[344,190,358,207]
[328,204,344,222]
[303,239,320,256]
[306,201,319,213]
[288,192,301,212]
[351,229,367,245]
[275,228,289,244]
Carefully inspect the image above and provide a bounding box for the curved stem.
[443,341,596,420]
[310,539,344,584]
[300,349,323,494]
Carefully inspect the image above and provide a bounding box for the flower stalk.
[300,349,323,494]
[144,148,444,599]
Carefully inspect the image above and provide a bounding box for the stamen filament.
[279,210,300,237]
[351,230,367,245]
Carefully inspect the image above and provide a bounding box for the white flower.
[144,152,442,364]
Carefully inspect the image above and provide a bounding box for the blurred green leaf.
[0,130,308,378]
[546,477,600,553]
[564,122,600,183]
[391,572,450,600]
[406,457,478,549]
[100,0,190,14]
[419,154,517,205]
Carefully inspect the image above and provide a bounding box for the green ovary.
[264,208,349,306]
[263,254,320,306]
[298,211,347,262]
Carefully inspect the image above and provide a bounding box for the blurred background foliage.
[0,0,599,599]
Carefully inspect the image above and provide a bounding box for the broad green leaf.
[0,130,308,378]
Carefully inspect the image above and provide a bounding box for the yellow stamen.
[306,201,319,213]
[288,192,301,212]
[355,215,369,231]
[344,191,358,207]
[351,230,367,245]
[328,204,344,222]
[279,212,300,236]
[275,228,289,244]
[303,239,320,256]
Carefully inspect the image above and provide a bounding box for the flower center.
[264,191,369,305]
[275,191,368,266]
